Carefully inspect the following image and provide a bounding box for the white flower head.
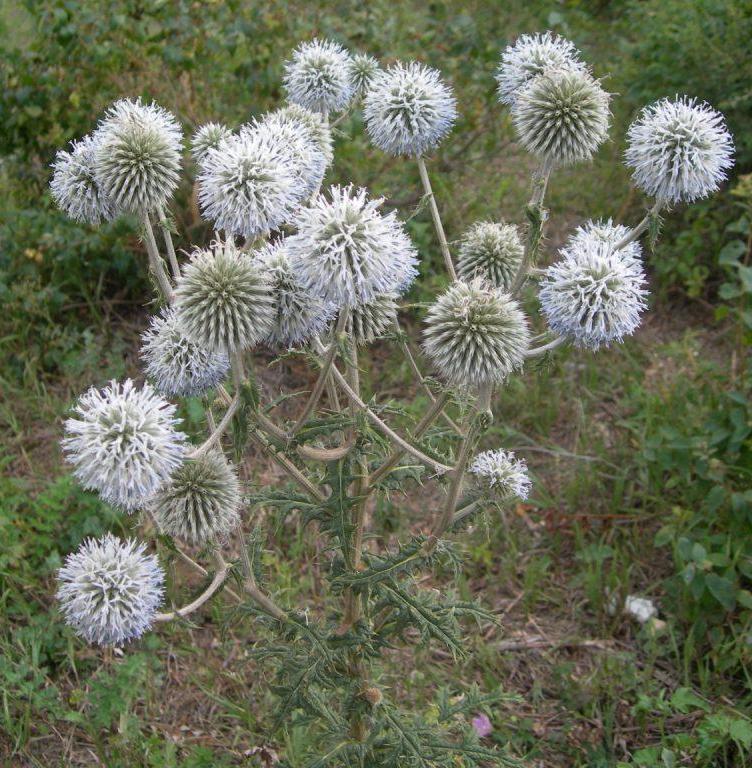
[350,52,380,95]
[456,221,524,291]
[140,308,230,397]
[348,292,398,345]
[62,379,187,512]
[252,113,326,198]
[191,122,232,166]
[283,38,354,114]
[512,68,610,167]
[569,218,642,264]
[151,452,241,545]
[252,239,337,348]
[92,98,183,214]
[271,104,334,167]
[198,128,300,238]
[496,32,588,106]
[364,61,457,156]
[286,185,419,307]
[422,279,530,388]
[50,134,115,225]
[174,241,275,352]
[57,533,164,646]
[625,96,734,204]
[469,449,531,502]
[539,237,648,350]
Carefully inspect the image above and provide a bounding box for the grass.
[2,0,751,765]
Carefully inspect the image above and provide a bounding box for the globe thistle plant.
[350,52,380,96]
[174,241,275,352]
[568,218,642,265]
[348,292,398,345]
[283,38,354,115]
[539,238,648,350]
[140,308,230,397]
[50,134,115,225]
[151,452,241,545]
[456,221,524,290]
[624,96,734,204]
[363,62,457,157]
[57,534,165,646]
[423,280,530,388]
[271,104,334,168]
[92,98,183,214]
[496,32,588,106]
[512,68,610,167]
[252,239,337,348]
[286,185,418,307]
[191,122,232,166]
[62,379,187,512]
[198,128,300,238]
[469,449,531,502]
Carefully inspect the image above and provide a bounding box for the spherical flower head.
[496,32,588,106]
[151,452,241,545]
[62,379,187,512]
[283,38,354,115]
[456,221,524,290]
[92,98,183,214]
[364,61,457,156]
[422,280,530,388]
[469,449,531,502]
[286,185,419,307]
[174,241,275,352]
[140,308,230,397]
[252,115,325,198]
[252,239,337,348]
[568,218,642,265]
[348,292,398,345]
[57,533,164,646]
[512,68,610,167]
[271,104,334,167]
[198,128,300,238]
[624,96,734,204]
[50,134,115,225]
[191,122,232,166]
[350,52,380,96]
[539,238,648,350]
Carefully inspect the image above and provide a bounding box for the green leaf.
[718,239,747,266]
[705,573,737,611]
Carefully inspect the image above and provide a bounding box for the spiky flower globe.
[422,280,530,388]
[350,52,380,95]
[287,185,418,307]
[496,32,588,106]
[348,292,398,345]
[270,103,334,168]
[191,122,232,166]
[512,68,610,167]
[62,379,186,511]
[283,38,354,115]
[456,221,524,290]
[174,241,275,352]
[253,114,326,198]
[140,308,230,397]
[198,128,299,238]
[57,534,164,646]
[50,135,115,225]
[539,238,648,350]
[92,98,182,214]
[469,449,531,502]
[624,96,734,204]
[363,61,457,157]
[569,218,642,264]
[151,452,241,545]
[252,239,337,348]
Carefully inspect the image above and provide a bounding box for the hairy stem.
[237,529,287,621]
[416,155,457,281]
[525,335,566,358]
[142,214,175,302]
[158,206,181,281]
[155,550,230,622]
[615,200,663,251]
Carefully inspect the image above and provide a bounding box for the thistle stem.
[158,206,181,281]
[155,550,230,622]
[142,214,175,302]
[416,155,457,281]
[615,200,663,250]
[525,335,566,358]
[237,530,287,621]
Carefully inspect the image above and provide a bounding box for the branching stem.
[142,214,175,302]
[416,155,457,280]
